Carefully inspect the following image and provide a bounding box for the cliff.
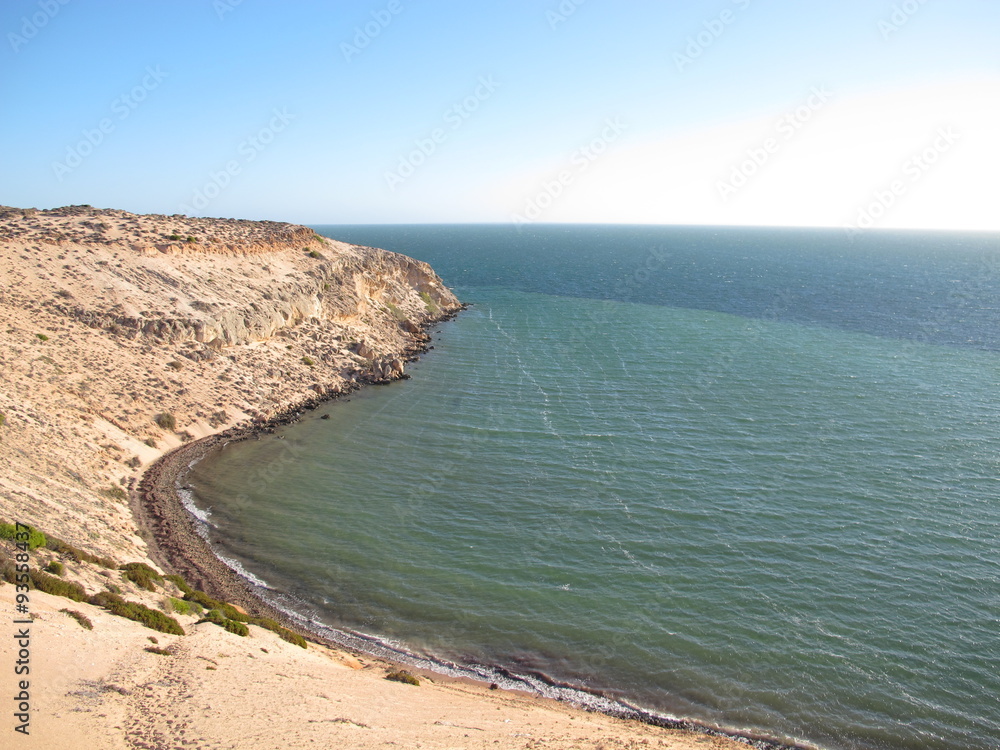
[0,205,461,563]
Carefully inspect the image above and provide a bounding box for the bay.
[189,225,1000,750]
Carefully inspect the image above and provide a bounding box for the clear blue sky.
[2,0,997,230]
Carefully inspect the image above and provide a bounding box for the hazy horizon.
[2,1,997,232]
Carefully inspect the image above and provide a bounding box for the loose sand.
[1,584,750,750]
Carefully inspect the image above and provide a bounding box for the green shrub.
[29,569,86,601]
[0,412,5,428]
[273,625,307,649]
[1,521,114,567]
[164,573,194,596]
[60,609,93,630]
[45,536,116,568]
[222,618,249,637]
[385,670,420,686]
[301,356,315,366]
[246,615,283,633]
[176,582,299,644]
[89,591,118,607]
[101,485,128,502]
[88,591,185,636]
[186,236,196,243]
[45,560,64,576]
[419,291,440,314]
[35,333,49,342]
[153,412,176,431]
[199,610,249,637]
[166,597,191,615]
[169,234,181,241]
[184,588,218,608]
[0,522,47,550]
[170,578,307,648]
[244,615,307,649]
[185,589,244,621]
[121,562,163,592]
[308,250,322,259]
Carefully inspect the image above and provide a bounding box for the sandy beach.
[1,582,751,750]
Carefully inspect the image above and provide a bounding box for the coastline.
[133,319,809,750]
[133,309,463,630]
[1,206,806,749]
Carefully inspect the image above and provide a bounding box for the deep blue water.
[189,225,1000,750]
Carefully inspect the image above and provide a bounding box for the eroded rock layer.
[0,205,461,562]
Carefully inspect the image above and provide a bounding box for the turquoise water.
[189,226,1000,750]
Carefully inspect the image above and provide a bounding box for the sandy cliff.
[0,205,459,563]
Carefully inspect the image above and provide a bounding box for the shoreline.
[2,205,808,749]
[133,315,810,750]
[133,308,465,629]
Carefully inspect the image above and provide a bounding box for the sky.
[1,0,998,230]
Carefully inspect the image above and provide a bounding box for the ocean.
[187,225,1000,750]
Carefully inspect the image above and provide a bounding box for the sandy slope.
[0,584,746,750]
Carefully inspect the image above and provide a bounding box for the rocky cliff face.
[0,206,461,562]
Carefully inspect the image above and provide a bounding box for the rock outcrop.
[0,205,461,562]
